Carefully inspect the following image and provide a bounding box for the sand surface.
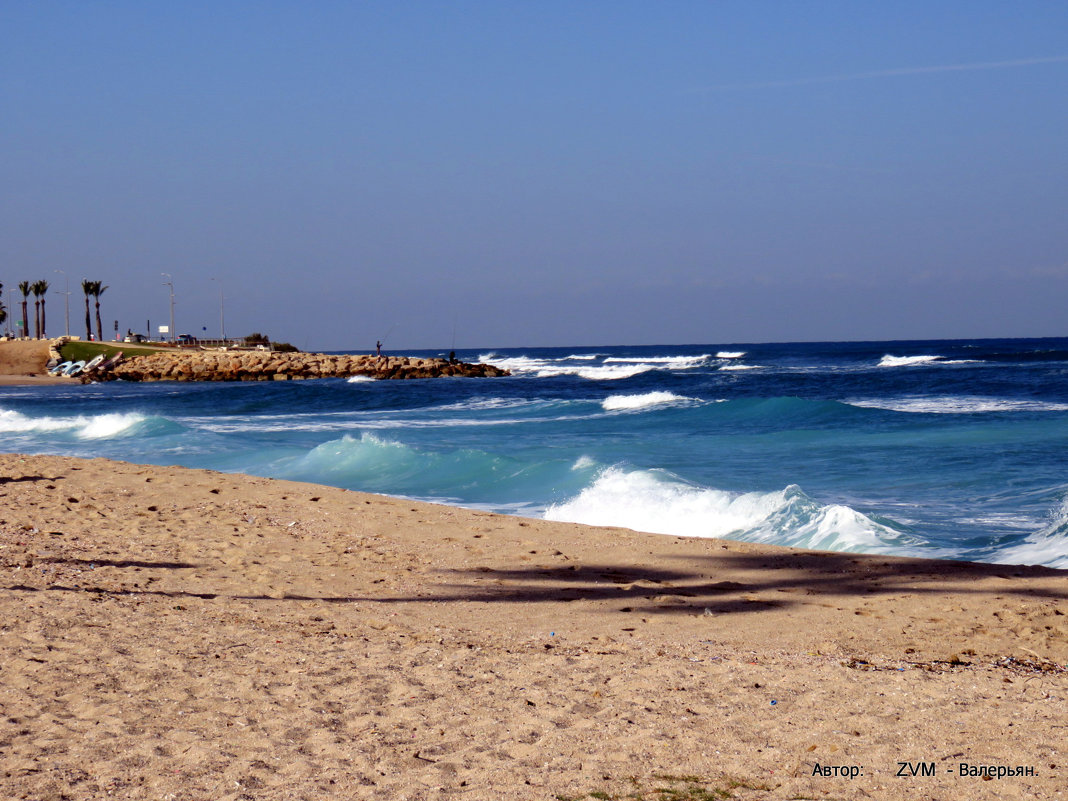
[1,453,1065,800]
[0,340,72,385]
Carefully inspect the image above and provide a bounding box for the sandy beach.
[0,340,74,386]
[1,453,1064,800]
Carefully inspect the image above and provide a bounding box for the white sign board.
[158,325,169,334]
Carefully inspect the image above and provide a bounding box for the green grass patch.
[58,341,162,361]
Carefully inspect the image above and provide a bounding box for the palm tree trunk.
[34,299,40,339]
[41,297,46,338]
[85,294,92,340]
[95,298,104,343]
[21,299,28,338]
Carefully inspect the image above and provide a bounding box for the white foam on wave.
[544,467,923,554]
[477,354,555,375]
[78,413,149,439]
[847,396,1068,414]
[878,354,943,368]
[429,397,547,413]
[479,352,709,380]
[601,391,694,411]
[957,513,1037,530]
[993,498,1068,569]
[347,375,376,383]
[0,409,72,433]
[189,401,592,433]
[542,364,654,380]
[716,351,746,359]
[188,415,355,434]
[479,355,651,380]
[720,363,762,371]
[603,354,710,369]
[0,408,147,439]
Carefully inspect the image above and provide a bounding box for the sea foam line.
[603,355,710,368]
[877,354,981,368]
[846,396,1068,414]
[601,391,696,411]
[479,352,710,380]
[878,354,944,367]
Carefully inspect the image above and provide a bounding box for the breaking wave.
[544,466,930,555]
[0,408,152,439]
[877,354,979,368]
[601,392,697,411]
[994,498,1068,569]
[878,354,944,368]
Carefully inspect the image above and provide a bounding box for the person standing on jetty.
[376,340,382,357]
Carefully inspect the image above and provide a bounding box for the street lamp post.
[53,270,70,337]
[161,273,175,343]
[210,277,225,344]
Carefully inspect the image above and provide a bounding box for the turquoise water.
[3,338,1067,567]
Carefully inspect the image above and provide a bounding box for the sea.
[3,338,1067,569]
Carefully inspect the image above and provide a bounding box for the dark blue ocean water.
[3,338,1067,567]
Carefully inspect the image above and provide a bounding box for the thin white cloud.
[700,55,1068,92]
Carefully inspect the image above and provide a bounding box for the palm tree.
[32,280,49,338]
[18,281,30,338]
[82,279,94,340]
[32,282,42,338]
[93,284,108,343]
[39,280,49,338]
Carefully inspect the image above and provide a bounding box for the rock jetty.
[104,350,509,382]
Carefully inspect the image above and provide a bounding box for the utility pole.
[211,277,225,343]
[54,269,70,337]
[161,273,175,343]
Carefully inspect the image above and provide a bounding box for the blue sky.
[2,1,1066,350]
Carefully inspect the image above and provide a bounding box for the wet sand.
[1,453,1065,800]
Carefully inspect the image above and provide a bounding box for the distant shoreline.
[0,339,509,383]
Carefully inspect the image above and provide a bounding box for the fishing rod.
[376,324,397,356]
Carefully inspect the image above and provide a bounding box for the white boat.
[97,352,124,372]
[49,361,73,375]
[82,354,106,373]
[64,360,87,376]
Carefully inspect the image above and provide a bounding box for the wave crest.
[878,354,943,367]
[601,392,694,411]
[479,353,710,380]
[0,408,149,439]
[544,467,922,554]
[994,498,1068,569]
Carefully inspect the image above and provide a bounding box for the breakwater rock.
[106,351,510,382]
